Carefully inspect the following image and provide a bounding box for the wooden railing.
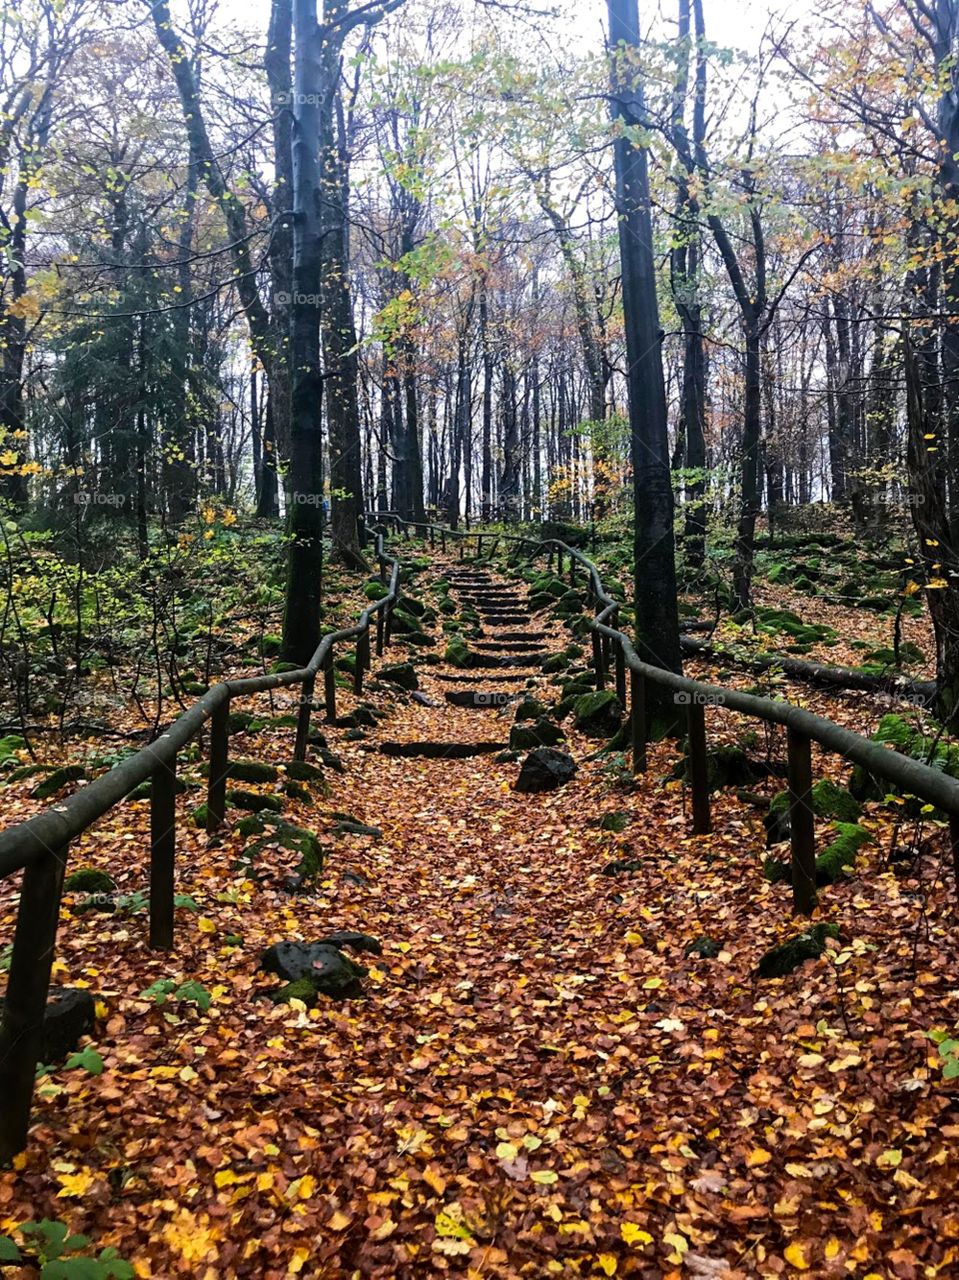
[373,514,959,917]
[0,530,401,1162]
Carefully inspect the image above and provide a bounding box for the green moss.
[514,697,547,722]
[226,788,283,813]
[815,822,874,883]
[32,765,87,799]
[379,662,419,690]
[445,636,470,668]
[227,760,279,784]
[192,803,209,828]
[541,653,569,675]
[364,580,388,601]
[573,690,623,738]
[0,734,25,764]
[65,867,116,894]
[260,634,283,656]
[509,718,565,750]
[270,977,320,1006]
[286,760,325,784]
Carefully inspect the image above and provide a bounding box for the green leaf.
[174,980,211,1011]
[0,1236,21,1261]
[943,1057,959,1079]
[173,895,200,911]
[64,1048,104,1076]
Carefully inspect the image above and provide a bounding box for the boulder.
[37,988,96,1062]
[756,923,840,979]
[64,868,116,895]
[685,936,721,959]
[509,718,565,751]
[573,691,623,738]
[379,662,419,691]
[260,941,367,1000]
[514,747,578,793]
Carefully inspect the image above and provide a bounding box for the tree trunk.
[608,0,684,731]
[281,0,325,664]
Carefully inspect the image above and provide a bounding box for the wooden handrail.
[0,529,402,1162]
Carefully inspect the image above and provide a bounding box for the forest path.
[6,560,958,1278]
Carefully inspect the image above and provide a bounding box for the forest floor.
[1,553,958,1279]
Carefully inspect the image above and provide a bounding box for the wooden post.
[206,699,229,830]
[0,844,68,1162]
[429,526,435,548]
[615,636,627,706]
[375,610,384,656]
[687,700,711,835]
[478,534,484,558]
[557,547,564,577]
[384,601,394,648]
[354,630,368,695]
[324,647,337,723]
[294,675,315,762]
[951,813,959,906]
[787,727,817,915]
[570,558,576,587]
[592,629,606,689]
[378,553,387,585]
[630,669,647,773]
[441,529,446,553]
[458,540,464,561]
[150,754,177,950]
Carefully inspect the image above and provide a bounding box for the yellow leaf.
[57,1170,96,1198]
[624,930,643,946]
[747,1147,772,1167]
[179,1065,198,1082]
[530,1169,559,1185]
[598,1253,617,1275]
[824,1237,841,1260]
[876,1148,902,1168]
[256,1171,274,1192]
[621,1222,653,1247]
[197,916,216,934]
[289,1246,311,1274]
[496,1141,519,1160]
[784,1240,809,1270]
[642,977,663,990]
[328,1209,352,1231]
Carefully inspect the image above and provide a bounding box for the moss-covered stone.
[32,765,87,799]
[260,634,283,656]
[65,867,116,894]
[270,976,320,1006]
[573,690,623,738]
[756,923,841,978]
[283,781,313,802]
[445,636,470,668]
[541,653,569,675]
[237,813,326,880]
[766,778,861,843]
[227,760,279,784]
[364,580,388,601]
[191,803,209,828]
[286,760,325,784]
[379,662,419,690]
[226,788,283,813]
[509,718,565,750]
[514,697,548,722]
[0,734,25,764]
[815,822,874,883]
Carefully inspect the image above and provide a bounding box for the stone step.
[379,740,506,758]
[433,672,529,684]
[463,652,546,669]
[475,640,543,652]
[490,631,547,641]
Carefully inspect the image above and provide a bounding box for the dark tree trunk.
[281,0,325,664]
[608,0,683,729]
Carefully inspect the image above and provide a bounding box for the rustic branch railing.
[375,514,959,920]
[0,530,401,1162]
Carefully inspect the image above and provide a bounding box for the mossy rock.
[226,788,283,813]
[437,596,457,615]
[528,592,556,612]
[379,662,418,691]
[227,760,279,785]
[514,697,548,722]
[670,744,770,793]
[270,661,301,674]
[496,749,520,763]
[573,690,623,738]
[445,636,471,668]
[756,923,841,979]
[260,635,283,656]
[765,778,861,843]
[65,868,116,895]
[32,765,87,800]
[509,718,565,750]
[555,590,585,617]
[364,580,388,601]
[815,822,874,883]
[5,762,50,784]
[270,976,322,1006]
[228,711,256,733]
[182,680,209,696]
[564,644,584,660]
[287,760,325,784]
[685,935,721,959]
[283,781,313,802]
[237,813,326,881]
[600,810,631,833]
[192,803,209,828]
[541,653,569,675]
